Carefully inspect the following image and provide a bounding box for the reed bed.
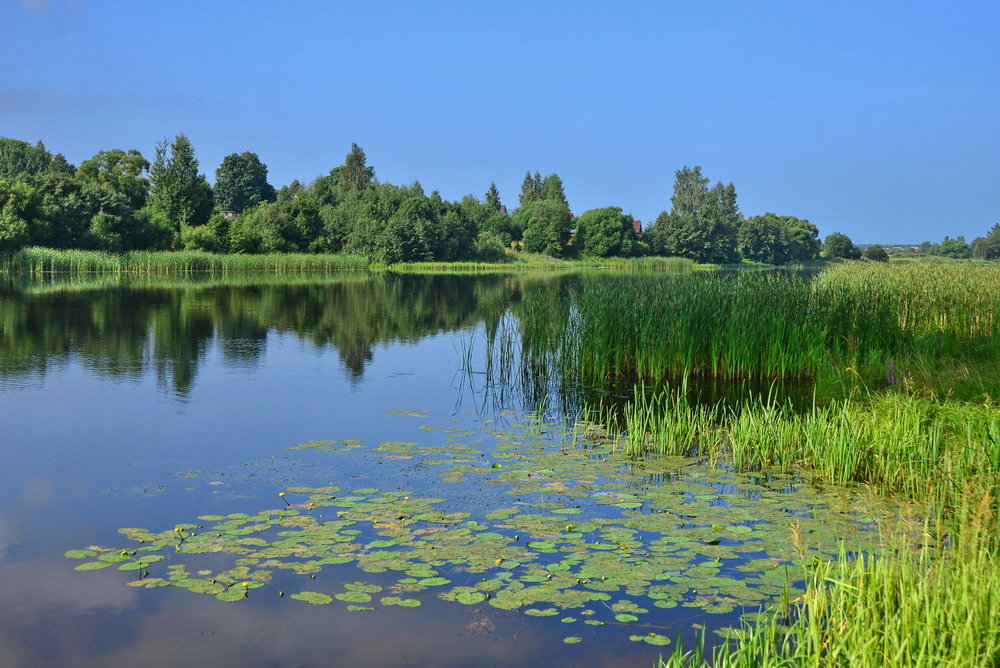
[1,247,371,275]
[658,482,1000,667]
[510,262,1000,398]
[615,388,999,503]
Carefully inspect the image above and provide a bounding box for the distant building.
[633,220,643,236]
[220,210,238,220]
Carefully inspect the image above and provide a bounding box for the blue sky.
[2,0,998,243]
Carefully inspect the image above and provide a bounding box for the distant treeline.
[2,135,995,264]
[906,231,1000,260]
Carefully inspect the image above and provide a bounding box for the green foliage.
[645,167,740,264]
[340,143,375,197]
[519,171,567,210]
[515,200,572,257]
[230,198,323,253]
[23,171,95,248]
[76,149,150,210]
[658,486,999,667]
[738,213,820,264]
[862,243,889,262]
[937,235,971,259]
[484,182,502,210]
[823,231,861,259]
[277,179,306,203]
[519,171,542,207]
[473,230,509,262]
[148,134,214,244]
[0,138,52,179]
[971,224,1000,260]
[213,151,276,213]
[182,214,230,253]
[540,173,568,207]
[0,179,48,251]
[576,206,636,257]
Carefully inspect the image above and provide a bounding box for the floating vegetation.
[288,440,363,452]
[67,412,899,641]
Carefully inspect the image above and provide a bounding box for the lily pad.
[291,591,333,605]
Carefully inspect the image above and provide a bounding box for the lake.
[0,272,889,667]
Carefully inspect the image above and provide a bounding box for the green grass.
[1,247,371,274]
[613,388,998,504]
[1,247,707,275]
[657,482,1000,667]
[506,261,1000,400]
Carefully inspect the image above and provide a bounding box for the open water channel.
[0,272,890,667]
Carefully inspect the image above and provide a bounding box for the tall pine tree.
[148,133,213,245]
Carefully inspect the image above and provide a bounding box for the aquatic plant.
[1,247,371,275]
[657,481,1000,667]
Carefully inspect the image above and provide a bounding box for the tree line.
[911,230,1000,261]
[2,135,995,263]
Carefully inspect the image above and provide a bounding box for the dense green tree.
[937,235,971,259]
[148,134,214,244]
[25,171,96,248]
[782,216,821,262]
[484,183,502,211]
[319,196,361,252]
[540,173,568,208]
[701,182,740,263]
[737,214,784,263]
[670,165,709,217]
[824,232,861,259]
[229,197,322,253]
[519,171,540,207]
[77,148,150,210]
[340,143,375,197]
[970,224,1000,260]
[182,212,230,253]
[862,244,889,262]
[645,166,740,264]
[277,179,305,203]
[514,200,571,256]
[48,153,76,174]
[0,138,52,179]
[461,191,515,246]
[0,179,47,251]
[738,213,820,264]
[213,151,276,213]
[576,207,635,257]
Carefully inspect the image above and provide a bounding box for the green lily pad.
[524,607,558,617]
[335,592,372,603]
[74,561,113,571]
[291,591,333,605]
[64,549,98,559]
[215,590,246,602]
[381,596,421,607]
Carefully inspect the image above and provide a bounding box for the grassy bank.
[0,247,708,275]
[0,247,374,274]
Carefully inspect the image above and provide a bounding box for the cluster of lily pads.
[66,411,894,645]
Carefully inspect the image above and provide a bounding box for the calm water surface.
[0,272,879,667]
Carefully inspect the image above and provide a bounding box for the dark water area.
[0,272,882,667]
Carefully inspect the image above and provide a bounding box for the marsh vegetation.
[0,258,995,665]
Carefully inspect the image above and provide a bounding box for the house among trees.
[633,220,643,236]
